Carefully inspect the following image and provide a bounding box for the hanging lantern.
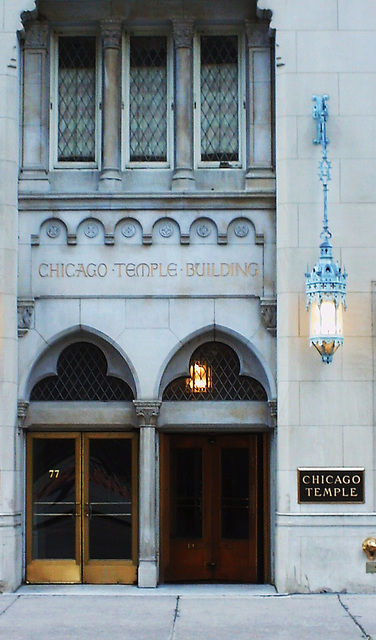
[186,361,213,393]
[306,95,347,364]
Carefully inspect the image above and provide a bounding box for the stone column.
[171,19,195,191]
[245,23,275,193]
[134,400,161,588]
[99,20,122,191]
[19,21,50,192]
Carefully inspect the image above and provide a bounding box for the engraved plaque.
[297,468,365,503]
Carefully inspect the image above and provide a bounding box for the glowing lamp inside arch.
[186,360,213,393]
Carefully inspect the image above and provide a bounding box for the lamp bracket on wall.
[305,95,347,364]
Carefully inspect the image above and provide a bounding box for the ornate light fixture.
[186,361,213,393]
[306,95,347,364]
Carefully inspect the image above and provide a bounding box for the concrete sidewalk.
[0,586,375,640]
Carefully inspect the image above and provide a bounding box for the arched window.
[30,342,134,401]
[162,342,267,401]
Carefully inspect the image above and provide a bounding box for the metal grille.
[163,342,267,401]
[129,36,168,162]
[30,342,134,401]
[58,36,96,162]
[200,35,239,163]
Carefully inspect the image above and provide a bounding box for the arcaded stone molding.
[18,297,35,338]
[133,400,162,427]
[24,21,48,49]
[101,20,122,50]
[172,18,194,49]
[260,297,276,337]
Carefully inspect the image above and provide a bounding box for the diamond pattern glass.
[58,36,96,162]
[129,36,168,162]
[163,342,267,401]
[200,35,239,163]
[31,342,134,401]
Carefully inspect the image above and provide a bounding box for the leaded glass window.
[129,36,168,163]
[30,342,134,401]
[163,342,267,401]
[200,35,239,164]
[58,36,96,162]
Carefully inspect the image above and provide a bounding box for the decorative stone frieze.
[260,297,276,336]
[18,298,35,338]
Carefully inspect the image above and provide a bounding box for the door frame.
[160,431,270,584]
[26,430,138,584]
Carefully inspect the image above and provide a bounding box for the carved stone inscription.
[32,246,263,296]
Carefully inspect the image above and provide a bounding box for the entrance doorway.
[26,432,137,584]
[161,433,269,583]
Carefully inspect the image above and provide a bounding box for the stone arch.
[158,326,275,401]
[24,328,137,400]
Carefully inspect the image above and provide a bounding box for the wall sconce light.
[186,361,213,393]
[305,95,347,364]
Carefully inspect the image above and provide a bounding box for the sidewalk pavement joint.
[169,595,180,640]
[338,594,373,640]
[0,595,20,618]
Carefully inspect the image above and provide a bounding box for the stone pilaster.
[99,20,122,191]
[245,22,275,193]
[19,21,50,192]
[133,400,161,587]
[171,19,195,191]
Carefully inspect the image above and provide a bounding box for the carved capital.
[268,399,277,427]
[18,401,29,428]
[18,298,35,338]
[101,20,122,50]
[172,19,194,49]
[260,297,277,337]
[24,22,49,50]
[245,21,270,48]
[133,401,162,427]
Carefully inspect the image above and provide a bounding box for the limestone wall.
[258,0,376,591]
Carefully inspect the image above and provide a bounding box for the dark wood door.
[162,433,267,583]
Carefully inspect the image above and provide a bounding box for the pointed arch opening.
[162,341,267,402]
[29,340,134,402]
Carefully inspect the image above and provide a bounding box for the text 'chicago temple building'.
[0,0,375,592]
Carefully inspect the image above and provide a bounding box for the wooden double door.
[162,433,269,583]
[26,432,137,584]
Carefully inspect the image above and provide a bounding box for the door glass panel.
[171,448,202,538]
[32,438,76,559]
[88,438,132,560]
[221,448,249,539]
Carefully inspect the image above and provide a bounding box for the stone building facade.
[0,0,375,592]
